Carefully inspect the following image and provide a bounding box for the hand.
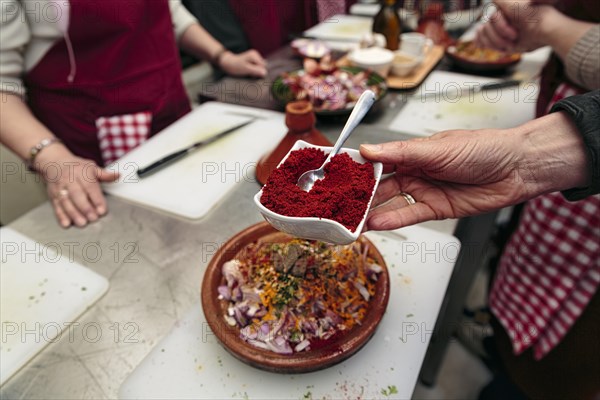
[219,49,267,78]
[359,112,588,231]
[476,2,560,53]
[360,131,525,230]
[34,145,119,228]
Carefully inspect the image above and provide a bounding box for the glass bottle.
[372,0,402,51]
[255,101,331,185]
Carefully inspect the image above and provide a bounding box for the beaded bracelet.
[28,137,61,171]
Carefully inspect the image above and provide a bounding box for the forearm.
[538,9,594,62]
[0,93,72,168]
[179,23,228,65]
[517,111,590,198]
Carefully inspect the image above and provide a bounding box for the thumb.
[95,167,120,182]
[360,140,432,166]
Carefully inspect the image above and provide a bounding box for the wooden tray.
[337,45,445,90]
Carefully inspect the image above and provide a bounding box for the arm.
[476,2,599,88]
[1,94,119,228]
[1,2,117,228]
[359,91,598,231]
[169,0,266,77]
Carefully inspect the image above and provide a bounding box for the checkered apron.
[490,83,600,359]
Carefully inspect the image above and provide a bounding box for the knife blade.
[136,119,254,178]
[412,79,522,98]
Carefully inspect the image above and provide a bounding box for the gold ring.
[400,192,416,205]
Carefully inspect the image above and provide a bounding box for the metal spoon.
[297,89,376,192]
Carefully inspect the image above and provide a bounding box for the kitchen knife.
[136,119,254,178]
[413,79,522,98]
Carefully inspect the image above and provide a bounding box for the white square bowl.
[254,140,383,245]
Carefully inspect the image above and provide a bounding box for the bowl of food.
[347,47,395,77]
[200,221,390,373]
[254,140,383,245]
[271,62,387,116]
[390,50,423,77]
[446,40,521,73]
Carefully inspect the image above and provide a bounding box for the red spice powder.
[260,147,376,232]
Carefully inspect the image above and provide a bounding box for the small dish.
[254,140,383,245]
[290,38,331,59]
[446,40,521,74]
[348,47,395,77]
[390,50,423,77]
[200,221,390,373]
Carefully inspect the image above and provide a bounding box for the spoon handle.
[324,90,376,164]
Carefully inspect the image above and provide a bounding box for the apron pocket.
[96,111,152,165]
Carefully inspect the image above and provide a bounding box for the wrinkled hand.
[219,49,267,78]
[35,149,119,228]
[476,1,558,52]
[359,130,533,231]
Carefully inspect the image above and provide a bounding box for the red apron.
[25,0,191,166]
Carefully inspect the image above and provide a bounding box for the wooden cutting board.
[103,102,286,220]
[0,228,109,386]
[337,45,445,90]
[119,225,460,400]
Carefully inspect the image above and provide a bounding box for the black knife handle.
[482,79,521,91]
[136,148,189,178]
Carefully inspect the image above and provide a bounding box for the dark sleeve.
[550,90,600,201]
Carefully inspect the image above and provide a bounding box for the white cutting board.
[119,225,460,400]
[0,228,109,386]
[103,102,286,220]
[389,70,538,137]
[303,14,373,51]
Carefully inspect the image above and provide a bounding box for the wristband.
[28,137,61,171]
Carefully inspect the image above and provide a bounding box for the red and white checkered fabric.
[490,83,600,359]
[96,111,152,165]
[490,193,600,359]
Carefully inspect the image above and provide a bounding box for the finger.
[245,50,267,67]
[371,176,401,207]
[370,193,414,215]
[67,182,99,222]
[51,197,72,228]
[478,15,515,51]
[489,10,518,42]
[82,179,108,216]
[86,166,116,214]
[360,141,432,167]
[244,63,267,78]
[367,202,437,231]
[95,167,119,182]
[57,192,88,227]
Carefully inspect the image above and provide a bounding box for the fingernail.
[361,144,382,152]
[76,218,87,227]
[87,213,98,222]
[97,206,106,215]
[61,220,71,228]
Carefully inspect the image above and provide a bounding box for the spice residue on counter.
[260,148,375,232]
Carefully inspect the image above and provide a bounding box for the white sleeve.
[0,0,31,97]
[168,0,198,41]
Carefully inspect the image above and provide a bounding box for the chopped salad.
[218,238,384,354]
[277,57,385,112]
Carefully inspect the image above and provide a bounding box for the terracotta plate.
[201,222,390,373]
[446,41,521,73]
